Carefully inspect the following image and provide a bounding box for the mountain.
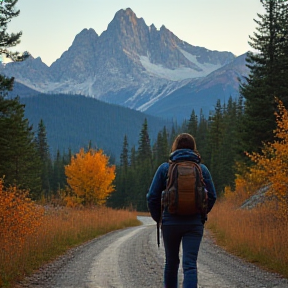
[145,53,249,120]
[20,93,170,161]
[1,8,248,121]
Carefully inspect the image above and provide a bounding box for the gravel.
[15,216,288,288]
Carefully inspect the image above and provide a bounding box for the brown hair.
[171,133,197,152]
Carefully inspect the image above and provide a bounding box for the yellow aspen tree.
[65,148,116,206]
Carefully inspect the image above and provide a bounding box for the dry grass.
[0,206,140,287]
[207,199,288,278]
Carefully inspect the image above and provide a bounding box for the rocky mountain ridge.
[1,8,248,121]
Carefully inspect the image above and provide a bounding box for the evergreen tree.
[35,119,51,198]
[120,134,129,172]
[109,135,130,208]
[153,127,169,168]
[137,118,152,163]
[187,109,198,139]
[218,97,239,191]
[0,0,28,91]
[0,96,41,197]
[51,149,69,194]
[0,0,40,197]
[277,0,288,105]
[137,119,153,210]
[169,123,178,148]
[240,0,288,156]
[196,109,209,162]
[206,100,224,194]
[0,0,22,60]
[1,0,29,95]
[51,150,62,193]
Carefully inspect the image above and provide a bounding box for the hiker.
[146,133,216,288]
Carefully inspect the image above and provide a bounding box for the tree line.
[108,97,244,211]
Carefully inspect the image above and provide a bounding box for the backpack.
[161,160,208,216]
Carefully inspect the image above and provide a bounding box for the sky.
[6,0,265,67]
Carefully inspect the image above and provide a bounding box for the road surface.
[16,216,288,288]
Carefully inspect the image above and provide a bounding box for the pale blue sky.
[7,0,264,66]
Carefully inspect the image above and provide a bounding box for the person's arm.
[200,164,217,213]
[146,163,168,223]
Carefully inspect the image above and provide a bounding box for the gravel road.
[16,216,288,288]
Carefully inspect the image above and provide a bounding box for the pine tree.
[277,0,288,106]
[240,0,288,156]
[153,127,169,168]
[0,96,41,197]
[187,109,198,139]
[51,150,62,193]
[206,100,224,194]
[35,119,52,198]
[137,118,152,163]
[110,135,130,208]
[0,0,28,91]
[130,146,137,168]
[0,0,40,196]
[135,119,153,210]
[196,109,209,162]
[218,97,239,191]
[0,0,29,62]
[51,150,69,194]
[120,134,129,172]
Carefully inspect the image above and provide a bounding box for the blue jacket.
[146,149,217,225]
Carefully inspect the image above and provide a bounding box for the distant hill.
[20,94,171,162]
[9,81,41,98]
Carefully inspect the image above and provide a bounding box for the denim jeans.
[162,223,204,288]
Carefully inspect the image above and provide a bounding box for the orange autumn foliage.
[0,179,44,254]
[65,148,116,206]
[235,99,288,218]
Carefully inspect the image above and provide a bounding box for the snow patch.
[179,49,221,76]
[140,56,202,81]
[139,50,221,81]
[136,80,189,111]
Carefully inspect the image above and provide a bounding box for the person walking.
[146,133,216,288]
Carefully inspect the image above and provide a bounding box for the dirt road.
[17,216,288,288]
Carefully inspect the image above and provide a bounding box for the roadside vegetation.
[0,180,140,287]
[207,99,288,278]
[207,200,288,278]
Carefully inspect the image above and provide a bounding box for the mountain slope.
[145,53,249,121]
[21,94,170,161]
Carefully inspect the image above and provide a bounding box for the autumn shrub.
[243,99,288,219]
[0,179,44,287]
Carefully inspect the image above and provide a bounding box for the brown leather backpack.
[161,160,208,216]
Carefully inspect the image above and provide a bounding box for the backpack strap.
[193,162,205,186]
[165,160,177,189]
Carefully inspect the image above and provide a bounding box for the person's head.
[171,133,197,152]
